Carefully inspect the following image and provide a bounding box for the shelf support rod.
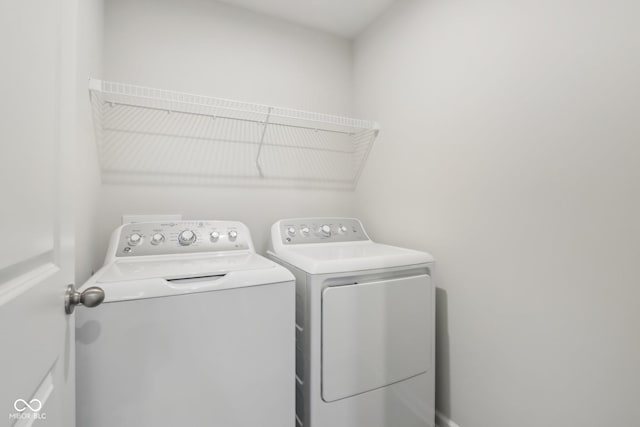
[255,107,272,178]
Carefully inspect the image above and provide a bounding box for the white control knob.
[301,226,310,236]
[287,227,296,236]
[228,230,238,242]
[338,225,348,234]
[210,231,220,242]
[320,224,331,237]
[150,233,165,245]
[128,233,142,246]
[178,230,197,246]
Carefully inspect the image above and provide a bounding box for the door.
[1,0,77,425]
[322,275,433,402]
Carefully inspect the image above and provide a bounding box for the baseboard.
[435,410,460,427]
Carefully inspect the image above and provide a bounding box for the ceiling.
[215,0,397,38]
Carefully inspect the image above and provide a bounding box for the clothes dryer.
[267,218,435,427]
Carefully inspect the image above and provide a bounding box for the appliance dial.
[210,231,220,242]
[338,225,348,234]
[228,230,238,242]
[301,226,310,236]
[320,224,332,237]
[178,230,197,246]
[150,233,165,245]
[128,233,142,246]
[287,227,296,236]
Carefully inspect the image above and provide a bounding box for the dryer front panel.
[321,274,432,402]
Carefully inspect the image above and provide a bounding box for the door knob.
[65,284,105,314]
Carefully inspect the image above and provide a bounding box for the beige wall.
[353,1,640,426]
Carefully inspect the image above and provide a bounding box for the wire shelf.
[88,79,379,189]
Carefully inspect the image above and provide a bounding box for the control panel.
[114,221,251,257]
[278,218,369,245]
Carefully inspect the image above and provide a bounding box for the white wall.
[74,0,103,283]
[90,0,355,268]
[353,1,640,426]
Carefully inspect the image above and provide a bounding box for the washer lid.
[96,252,276,283]
[268,241,433,274]
[81,253,294,302]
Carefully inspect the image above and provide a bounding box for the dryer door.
[321,274,432,402]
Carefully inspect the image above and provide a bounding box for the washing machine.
[75,220,295,427]
[267,217,435,427]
